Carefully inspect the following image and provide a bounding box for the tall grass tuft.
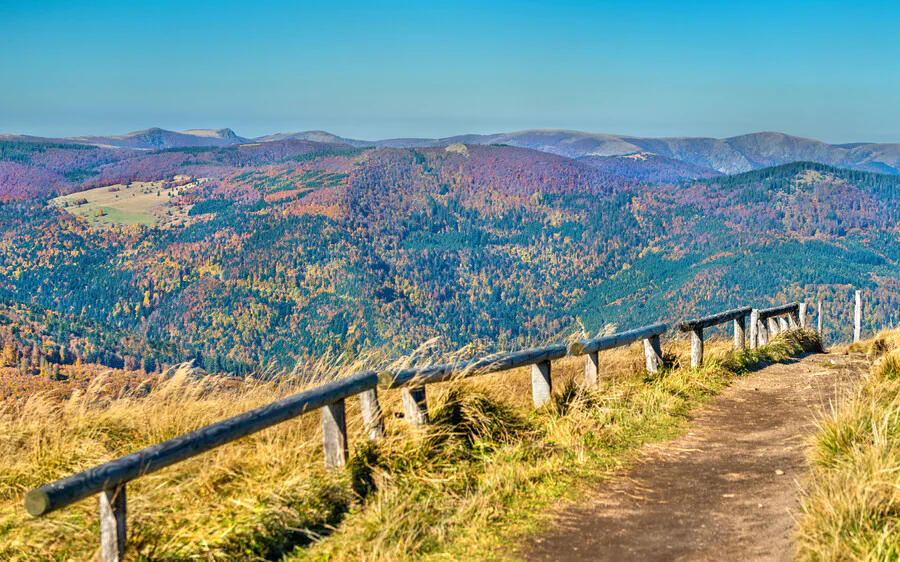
[796,329,900,561]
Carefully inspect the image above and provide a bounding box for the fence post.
[584,352,599,386]
[788,310,798,329]
[779,317,790,331]
[401,387,429,426]
[799,303,808,329]
[359,388,384,440]
[644,335,663,374]
[532,361,552,407]
[854,290,862,342]
[817,301,823,337]
[749,310,759,349]
[322,399,348,470]
[733,315,746,350]
[100,485,126,562]
[690,328,704,368]
[767,317,779,339]
[757,317,769,346]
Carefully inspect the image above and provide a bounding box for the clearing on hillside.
[50,176,206,229]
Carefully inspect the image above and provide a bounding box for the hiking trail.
[525,351,867,562]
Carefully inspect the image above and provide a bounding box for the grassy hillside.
[49,178,200,230]
[0,331,820,560]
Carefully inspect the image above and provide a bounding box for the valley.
[1,133,899,383]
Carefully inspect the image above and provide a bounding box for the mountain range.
[2,132,899,375]
[3,128,900,176]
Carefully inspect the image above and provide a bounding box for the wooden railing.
[568,322,668,384]
[678,303,815,367]
[24,302,814,561]
[678,306,753,367]
[750,302,804,349]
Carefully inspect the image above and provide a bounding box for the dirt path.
[525,351,867,562]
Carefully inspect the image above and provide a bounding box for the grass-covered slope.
[0,330,820,560]
[796,330,900,559]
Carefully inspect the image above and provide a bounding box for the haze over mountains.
[4,127,900,176]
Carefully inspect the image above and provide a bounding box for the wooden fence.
[676,302,812,368]
[25,302,817,561]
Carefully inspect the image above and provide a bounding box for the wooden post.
[690,328,704,368]
[749,310,760,349]
[733,315,746,351]
[788,311,798,329]
[359,388,384,440]
[779,317,790,331]
[401,387,428,426]
[767,317,779,338]
[99,485,126,562]
[817,301,823,336]
[644,335,663,374]
[757,319,769,346]
[854,290,862,342]
[531,361,552,407]
[584,352,599,386]
[799,303,808,329]
[321,399,348,470]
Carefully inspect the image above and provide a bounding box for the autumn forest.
[1,136,898,395]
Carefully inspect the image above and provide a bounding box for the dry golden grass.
[0,331,819,561]
[49,179,197,229]
[0,356,357,560]
[796,329,900,561]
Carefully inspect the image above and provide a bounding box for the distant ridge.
[74,127,251,149]
[1,127,250,150]
[412,129,900,175]
[3,127,899,175]
[254,130,371,146]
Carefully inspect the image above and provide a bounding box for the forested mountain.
[1,135,898,379]
[578,152,722,183]
[0,298,183,375]
[0,139,349,201]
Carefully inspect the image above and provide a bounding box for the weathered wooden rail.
[25,370,381,518]
[24,302,813,561]
[678,306,753,367]
[377,343,570,418]
[567,322,668,383]
[751,302,804,349]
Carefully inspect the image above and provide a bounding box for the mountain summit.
[45,127,253,150]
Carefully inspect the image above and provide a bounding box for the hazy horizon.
[4,124,900,146]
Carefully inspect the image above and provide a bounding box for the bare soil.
[524,351,867,562]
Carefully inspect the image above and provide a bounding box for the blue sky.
[1,0,898,142]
